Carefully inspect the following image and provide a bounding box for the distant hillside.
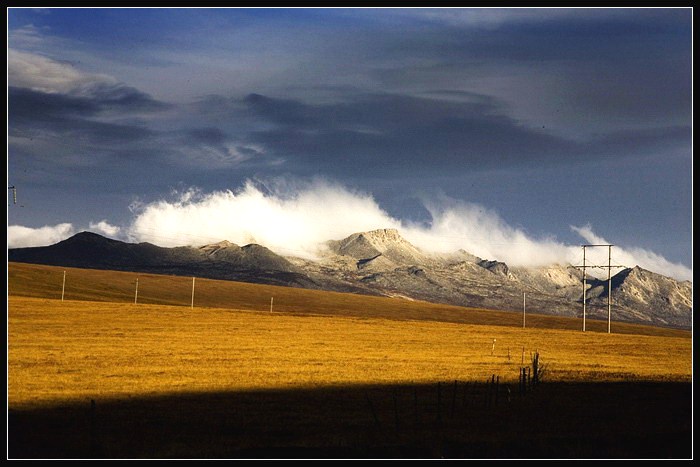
[586,266,693,328]
[8,230,693,330]
[326,228,429,270]
[8,262,691,339]
[7,231,319,289]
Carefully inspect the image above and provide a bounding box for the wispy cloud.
[122,178,691,281]
[126,178,402,258]
[570,224,692,282]
[8,178,691,282]
[7,223,75,248]
[6,9,691,278]
[8,48,116,94]
[89,220,121,237]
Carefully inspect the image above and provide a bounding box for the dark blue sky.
[6,7,692,280]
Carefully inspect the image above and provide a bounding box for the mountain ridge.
[7,229,692,330]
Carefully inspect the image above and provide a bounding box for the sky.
[6,7,693,282]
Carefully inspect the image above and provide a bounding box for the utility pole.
[582,246,587,332]
[191,277,195,308]
[607,245,613,334]
[574,245,625,333]
[134,277,139,304]
[61,270,66,302]
[522,292,526,328]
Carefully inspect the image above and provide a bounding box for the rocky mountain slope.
[7,231,320,289]
[8,229,693,329]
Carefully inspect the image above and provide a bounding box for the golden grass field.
[7,262,690,337]
[8,296,692,409]
[6,262,693,458]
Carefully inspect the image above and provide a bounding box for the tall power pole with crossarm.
[573,244,625,333]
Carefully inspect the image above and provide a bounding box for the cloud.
[127,178,402,258]
[7,51,170,167]
[7,223,75,248]
[346,9,691,137]
[8,48,169,126]
[237,92,689,178]
[6,179,690,282]
[89,220,121,237]
[570,224,692,282]
[8,47,170,112]
[400,198,575,267]
[239,92,576,175]
[7,48,116,94]
[125,178,691,281]
[170,128,266,168]
[392,7,580,28]
[9,86,156,144]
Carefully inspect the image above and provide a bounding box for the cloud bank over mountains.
[8,9,691,275]
[8,179,692,282]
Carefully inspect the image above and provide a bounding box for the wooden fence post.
[527,367,531,389]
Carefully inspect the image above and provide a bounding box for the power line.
[572,244,626,334]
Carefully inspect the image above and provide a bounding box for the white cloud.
[8,24,48,49]
[6,180,690,282]
[400,196,574,267]
[7,223,75,248]
[570,224,692,282]
[127,178,401,258]
[89,220,121,238]
[385,7,580,29]
[125,178,692,282]
[7,48,117,94]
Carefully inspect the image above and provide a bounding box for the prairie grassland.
[8,295,691,409]
[7,263,693,458]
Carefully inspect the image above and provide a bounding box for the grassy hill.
[7,262,690,337]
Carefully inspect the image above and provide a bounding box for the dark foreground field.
[8,381,691,459]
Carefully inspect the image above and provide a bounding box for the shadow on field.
[8,381,691,460]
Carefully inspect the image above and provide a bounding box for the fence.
[363,351,544,434]
[9,264,628,333]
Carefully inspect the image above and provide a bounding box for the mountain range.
[8,229,692,330]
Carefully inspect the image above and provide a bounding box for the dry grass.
[8,262,691,337]
[8,295,690,409]
[7,263,692,458]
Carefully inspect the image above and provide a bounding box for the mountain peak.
[360,228,401,240]
[198,240,240,256]
[60,231,112,243]
[616,265,678,286]
[199,239,236,249]
[327,228,426,267]
[347,228,410,249]
[8,229,691,330]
